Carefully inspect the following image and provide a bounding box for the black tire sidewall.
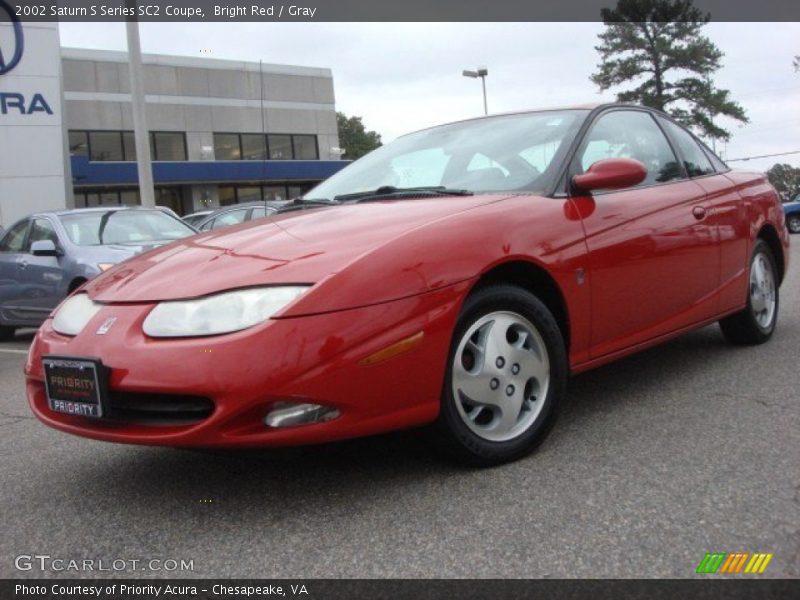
[436,284,567,465]
[788,215,800,234]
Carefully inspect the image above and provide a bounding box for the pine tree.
[591,0,747,142]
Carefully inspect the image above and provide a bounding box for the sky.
[57,21,800,173]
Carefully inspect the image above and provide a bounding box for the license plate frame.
[42,355,109,419]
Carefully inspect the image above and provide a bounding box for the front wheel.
[787,215,800,234]
[719,239,779,345]
[0,326,15,341]
[435,285,567,466]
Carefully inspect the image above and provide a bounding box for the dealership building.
[0,18,346,224]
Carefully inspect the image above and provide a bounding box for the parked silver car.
[190,201,285,231]
[0,207,196,339]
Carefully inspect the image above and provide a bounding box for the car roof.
[201,201,286,216]
[32,206,172,218]
[215,201,286,209]
[399,102,658,138]
[192,201,286,227]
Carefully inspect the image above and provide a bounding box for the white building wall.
[0,21,71,227]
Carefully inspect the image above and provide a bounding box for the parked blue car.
[784,196,800,234]
[0,207,196,339]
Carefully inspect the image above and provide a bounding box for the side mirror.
[31,240,61,257]
[572,158,647,193]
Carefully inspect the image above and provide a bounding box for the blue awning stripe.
[71,155,349,186]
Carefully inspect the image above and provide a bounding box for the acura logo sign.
[0,0,24,75]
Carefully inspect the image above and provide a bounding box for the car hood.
[86,194,513,303]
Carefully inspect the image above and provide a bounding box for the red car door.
[657,116,750,316]
[568,109,721,360]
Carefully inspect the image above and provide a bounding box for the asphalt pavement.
[1,243,798,579]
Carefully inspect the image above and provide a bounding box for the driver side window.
[0,220,30,253]
[29,219,59,251]
[579,111,684,187]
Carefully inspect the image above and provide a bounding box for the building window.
[293,135,319,160]
[68,131,89,157]
[213,133,320,161]
[218,186,237,206]
[214,134,241,161]
[152,132,187,161]
[215,183,316,205]
[70,130,187,162]
[237,186,263,202]
[89,131,124,161]
[155,187,184,214]
[268,134,293,160]
[120,190,140,206]
[122,131,137,161]
[74,187,185,213]
[241,134,267,160]
[263,186,287,201]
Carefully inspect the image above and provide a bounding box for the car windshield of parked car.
[308,110,588,200]
[59,210,195,246]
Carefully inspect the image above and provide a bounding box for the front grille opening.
[107,392,214,426]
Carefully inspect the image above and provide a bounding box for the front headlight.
[52,293,102,336]
[142,286,309,338]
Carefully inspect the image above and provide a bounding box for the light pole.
[124,4,155,208]
[462,67,488,115]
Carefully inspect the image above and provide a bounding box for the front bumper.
[25,283,469,447]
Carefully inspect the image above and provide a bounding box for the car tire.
[434,284,567,466]
[719,239,779,345]
[787,215,800,234]
[0,326,15,342]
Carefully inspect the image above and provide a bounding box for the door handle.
[692,206,707,220]
[19,260,28,269]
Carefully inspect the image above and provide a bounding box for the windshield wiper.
[334,186,474,203]
[276,197,341,214]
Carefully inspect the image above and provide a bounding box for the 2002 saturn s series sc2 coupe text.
[25,104,790,465]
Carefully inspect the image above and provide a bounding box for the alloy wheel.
[452,311,550,442]
[750,252,776,329]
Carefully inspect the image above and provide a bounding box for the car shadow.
[59,325,740,514]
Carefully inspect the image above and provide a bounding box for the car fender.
[280,194,593,364]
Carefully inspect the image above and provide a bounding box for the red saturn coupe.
[26,104,789,465]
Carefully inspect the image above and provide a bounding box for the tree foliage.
[592,0,747,141]
[766,163,800,201]
[336,112,382,160]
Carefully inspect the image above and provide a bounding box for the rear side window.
[250,207,274,219]
[699,141,728,172]
[578,110,683,186]
[659,118,715,177]
[202,209,249,231]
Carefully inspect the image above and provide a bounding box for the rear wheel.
[787,215,800,234]
[435,285,567,466]
[0,326,15,341]
[719,239,779,345]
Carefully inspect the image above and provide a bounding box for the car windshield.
[308,110,588,201]
[59,210,195,246]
